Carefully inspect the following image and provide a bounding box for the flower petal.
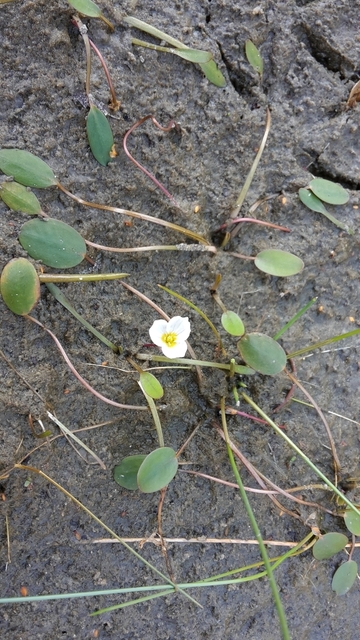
[149,319,168,346]
[167,316,191,341]
[161,341,188,359]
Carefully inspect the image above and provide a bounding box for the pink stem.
[123,115,180,207]
[25,316,148,412]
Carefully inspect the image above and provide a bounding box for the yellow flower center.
[161,331,177,348]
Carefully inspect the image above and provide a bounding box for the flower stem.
[220,398,290,640]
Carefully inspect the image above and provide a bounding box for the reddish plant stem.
[123,114,180,208]
[273,356,297,413]
[216,218,290,233]
[25,316,148,412]
[224,407,287,430]
[88,38,120,111]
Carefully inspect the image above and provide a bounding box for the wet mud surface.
[1,0,360,638]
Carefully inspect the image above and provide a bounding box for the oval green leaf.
[309,178,349,205]
[237,332,286,375]
[221,311,245,336]
[299,188,328,214]
[255,249,304,277]
[67,0,101,17]
[173,48,212,63]
[0,257,40,315]
[113,455,147,490]
[299,187,349,231]
[86,105,114,166]
[0,149,57,188]
[199,60,226,87]
[19,218,86,268]
[344,508,360,536]
[0,181,42,215]
[139,372,164,399]
[332,560,358,596]
[313,532,348,560]
[245,40,263,76]
[137,447,178,493]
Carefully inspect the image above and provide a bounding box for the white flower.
[149,316,191,358]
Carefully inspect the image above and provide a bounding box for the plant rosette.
[149,316,190,358]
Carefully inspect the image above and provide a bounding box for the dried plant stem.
[72,16,91,97]
[56,181,209,245]
[216,218,290,233]
[85,239,216,253]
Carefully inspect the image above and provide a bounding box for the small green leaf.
[19,218,86,268]
[344,508,360,536]
[137,447,178,493]
[309,178,349,205]
[245,40,263,76]
[139,372,164,399]
[299,187,349,231]
[86,105,114,166]
[0,149,57,188]
[332,560,358,596]
[255,249,304,277]
[113,455,147,490]
[313,532,348,560]
[0,181,42,215]
[237,332,286,375]
[221,311,245,336]
[0,258,40,315]
[67,0,101,17]
[299,188,328,214]
[199,60,226,87]
[171,48,212,63]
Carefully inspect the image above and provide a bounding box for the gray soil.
[1,0,360,638]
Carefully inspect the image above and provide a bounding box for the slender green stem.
[13,464,199,608]
[220,399,290,640]
[92,589,174,615]
[240,392,360,517]
[230,108,271,219]
[139,387,164,447]
[287,328,360,359]
[273,297,317,340]
[46,283,120,353]
[0,532,314,606]
[136,354,253,375]
[124,16,187,49]
[39,273,129,283]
